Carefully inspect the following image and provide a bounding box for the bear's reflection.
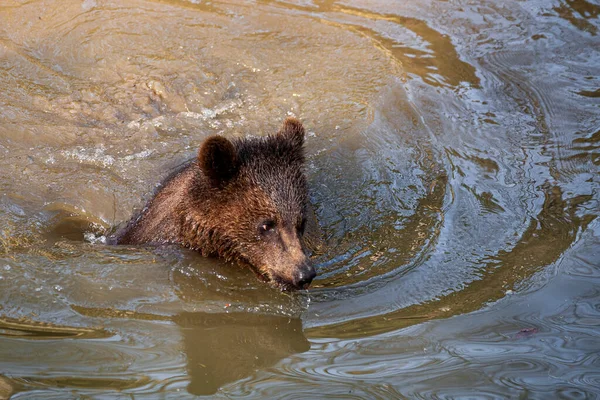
[173,311,310,395]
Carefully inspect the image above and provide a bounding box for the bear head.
[186,118,316,290]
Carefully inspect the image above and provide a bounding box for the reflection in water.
[262,0,480,88]
[174,312,309,395]
[0,375,16,400]
[554,0,600,35]
[327,4,480,88]
[0,317,109,340]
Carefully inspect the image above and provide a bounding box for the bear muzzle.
[292,263,317,290]
[265,261,316,291]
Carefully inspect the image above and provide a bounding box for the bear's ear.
[277,117,305,148]
[198,136,239,187]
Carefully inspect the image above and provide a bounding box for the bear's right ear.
[277,117,305,149]
[198,136,239,188]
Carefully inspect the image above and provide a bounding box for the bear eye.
[258,220,276,235]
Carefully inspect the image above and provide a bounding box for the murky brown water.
[1,0,599,398]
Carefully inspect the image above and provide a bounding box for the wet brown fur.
[110,118,315,290]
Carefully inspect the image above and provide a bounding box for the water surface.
[0,0,599,398]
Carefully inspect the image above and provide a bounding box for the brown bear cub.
[110,118,316,290]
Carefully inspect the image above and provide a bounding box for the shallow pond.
[0,0,599,398]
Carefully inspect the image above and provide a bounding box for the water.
[0,0,599,398]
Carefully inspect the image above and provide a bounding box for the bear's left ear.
[198,136,239,188]
[277,117,305,148]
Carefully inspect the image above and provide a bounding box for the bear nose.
[295,265,316,289]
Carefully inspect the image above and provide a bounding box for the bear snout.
[293,264,317,290]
